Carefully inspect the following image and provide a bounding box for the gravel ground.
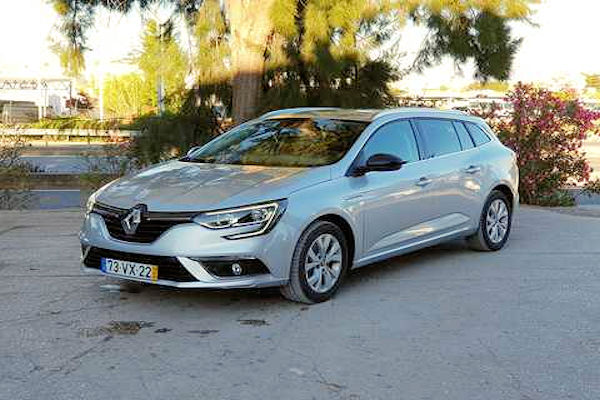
[1,207,599,399]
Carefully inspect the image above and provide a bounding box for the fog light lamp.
[231,263,242,276]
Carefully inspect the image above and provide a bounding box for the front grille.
[93,203,196,243]
[83,247,198,282]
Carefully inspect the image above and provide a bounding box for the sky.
[0,0,598,92]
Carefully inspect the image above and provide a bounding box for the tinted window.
[185,118,367,167]
[465,122,492,146]
[361,120,419,163]
[414,119,462,158]
[453,121,475,150]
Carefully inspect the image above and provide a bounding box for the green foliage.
[189,0,232,111]
[2,117,123,130]
[582,179,600,197]
[0,137,34,209]
[53,44,87,78]
[129,109,217,165]
[481,83,600,206]
[50,0,97,77]
[121,1,230,165]
[134,19,188,113]
[534,190,576,207]
[80,141,138,190]
[51,0,536,119]
[103,73,149,118]
[264,0,399,111]
[415,11,522,81]
[193,0,228,85]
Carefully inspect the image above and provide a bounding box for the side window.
[414,119,462,158]
[465,122,492,146]
[361,120,419,163]
[453,121,475,150]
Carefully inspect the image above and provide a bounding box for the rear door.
[455,120,488,220]
[411,118,479,235]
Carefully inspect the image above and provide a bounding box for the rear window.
[465,122,492,146]
[414,119,462,158]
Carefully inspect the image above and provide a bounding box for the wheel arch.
[490,183,517,210]
[312,213,356,265]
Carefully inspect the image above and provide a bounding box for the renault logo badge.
[121,204,146,235]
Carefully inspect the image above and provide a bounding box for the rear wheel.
[467,190,512,251]
[281,221,349,304]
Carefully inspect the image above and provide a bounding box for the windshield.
[183,118,368,167]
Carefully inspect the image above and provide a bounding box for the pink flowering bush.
[478,83,600,206]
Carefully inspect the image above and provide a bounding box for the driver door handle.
[464,165,481,174]
[416,177,433,187]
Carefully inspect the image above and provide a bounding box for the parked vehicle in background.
[80,107,519,303]
[468,98,513,117]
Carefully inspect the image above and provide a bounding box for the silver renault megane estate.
[81,107,518,303]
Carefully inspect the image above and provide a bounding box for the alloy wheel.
[304,233,342,293]
[486,199,509,244]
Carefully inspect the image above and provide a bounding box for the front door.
[348,119,434,260]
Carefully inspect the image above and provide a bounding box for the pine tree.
[50,0,537,122]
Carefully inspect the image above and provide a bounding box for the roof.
[260,107,470,122]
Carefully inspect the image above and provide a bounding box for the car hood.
[96,161,331,211]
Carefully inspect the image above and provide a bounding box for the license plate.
[101,258,158,283]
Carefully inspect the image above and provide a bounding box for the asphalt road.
[1,207,599,399]
[20,143,117,174]
[31,190,83,209]
[22,156,103,174]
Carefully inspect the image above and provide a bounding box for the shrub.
[128,108,219,166]
[0,137,35,209]
[481,83,600,206]
[0,117,125,131]
[80,140,139,190]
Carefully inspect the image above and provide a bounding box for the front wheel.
[280,221,349,304]
[467,190,512,251]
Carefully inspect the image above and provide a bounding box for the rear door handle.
[416,177,433,187]
[464,165,481,174]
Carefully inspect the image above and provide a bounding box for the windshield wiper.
[180,157,216,163]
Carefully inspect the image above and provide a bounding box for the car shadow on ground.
[92,239,474,312]
[343,239,472,291]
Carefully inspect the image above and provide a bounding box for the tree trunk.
[227,0,274,124]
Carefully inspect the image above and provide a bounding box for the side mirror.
[351,153,406,176]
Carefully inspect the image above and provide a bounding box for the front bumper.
[80,264,286,289]
[80,211,295,289]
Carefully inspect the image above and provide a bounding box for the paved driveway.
[1,207,599,399]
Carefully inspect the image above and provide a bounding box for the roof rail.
[374,107,469,119]
[259,107,341,119]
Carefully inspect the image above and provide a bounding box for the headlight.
[85,193,96,215]
[85,180,117,216]
[193,200,287,239]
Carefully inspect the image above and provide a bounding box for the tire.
[280,220,349,304]
[467,190,512,251]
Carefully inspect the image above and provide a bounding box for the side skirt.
[352,227,471,269]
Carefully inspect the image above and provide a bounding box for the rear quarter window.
[453,122,475,150]
[464,122,492,146]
